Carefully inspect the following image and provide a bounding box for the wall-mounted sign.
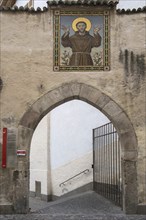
[17,150,26,156]
[2,128,7,168]
[54,9,110,71]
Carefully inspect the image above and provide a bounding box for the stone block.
[48,88,66,107]
[17,161,28,171]
[59,83,74,100]
[17,126,33,153]
[120,130,137,151]
[137,203,146,214]
[0,204,14,214]
[122,160,138,214]
[11,168,29,213]
[95,94,111,110]
[112,112,134,134]
[122,150,137,161]
[0,194,14,214]
[32,93,55,116]
[102,100,123,118]
[19,108,40,129]
[70,82,82,97]
[79,84,103,106]
[13,195,29,214]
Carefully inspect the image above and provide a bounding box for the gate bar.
[93,122,122,207]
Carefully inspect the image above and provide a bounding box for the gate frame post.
[121,154,138,214]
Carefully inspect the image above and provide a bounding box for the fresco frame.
[53,9,110,71]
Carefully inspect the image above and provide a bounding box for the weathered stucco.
[0,5,146,214]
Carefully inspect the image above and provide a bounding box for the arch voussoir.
[112,112,134,134]
[120,130,137,151]
[19,108,40,129]
[70,82,82,97]
[102,100,123,118]
[59,83,74,99]
[79,84,103,105]
[17,125,34,155]
[32,93,56,117]
[95,93,111,110]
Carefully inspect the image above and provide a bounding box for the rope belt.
[73,52,90,55]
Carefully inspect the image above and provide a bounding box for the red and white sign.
[17,150,26,156]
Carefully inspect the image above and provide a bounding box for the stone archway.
[16,82,138,214]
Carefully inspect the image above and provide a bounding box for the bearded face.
[76,22,87,33]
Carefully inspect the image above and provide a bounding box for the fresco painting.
[54,11,110,71]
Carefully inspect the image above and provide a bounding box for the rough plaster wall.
[0,9,145,205]
[116,13,146,203]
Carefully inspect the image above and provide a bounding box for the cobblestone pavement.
[0,191,146,220]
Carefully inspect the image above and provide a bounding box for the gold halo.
[72,17,91,32]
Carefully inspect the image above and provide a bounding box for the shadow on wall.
[0,77,3,92]
[119,49,145,92]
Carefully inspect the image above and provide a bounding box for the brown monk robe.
[61,31,101,66]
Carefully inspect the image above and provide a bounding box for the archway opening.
[28,100,124,213]
[17,83,138,214]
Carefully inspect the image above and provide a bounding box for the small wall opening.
[35,181,41,198]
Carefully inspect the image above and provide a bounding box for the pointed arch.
[16,82,138,214]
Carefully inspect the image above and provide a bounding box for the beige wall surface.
[0,11,145,119]
[0,7,146,213]
[0,10,145,121]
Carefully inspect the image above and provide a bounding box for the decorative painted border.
[53,9,110,71]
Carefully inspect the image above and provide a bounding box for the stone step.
[137,202,146,214]
[0,195,13,214]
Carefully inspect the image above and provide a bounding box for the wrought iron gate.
[93,122,122,207]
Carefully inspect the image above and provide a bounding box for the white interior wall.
[51,151,93,196]
[50,100,109,169]
[30,114,49,195]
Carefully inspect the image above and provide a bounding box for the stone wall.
[0,6,145,214]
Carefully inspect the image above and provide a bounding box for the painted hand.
[93,26,101,35]
[61,25,70,34]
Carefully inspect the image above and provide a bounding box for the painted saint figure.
[61,17,102,66]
